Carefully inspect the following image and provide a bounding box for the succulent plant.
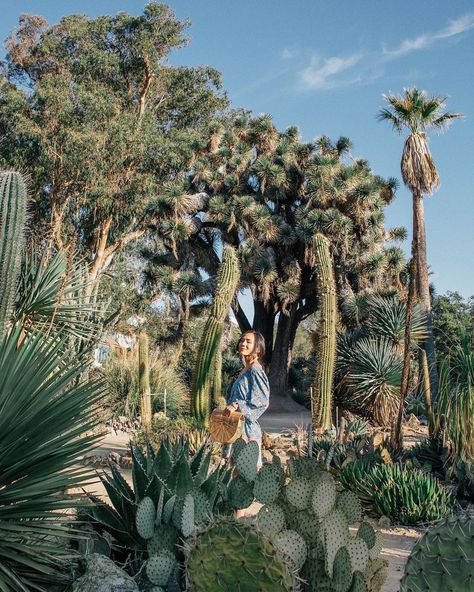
[191,246,239,425]
[184,519,294,591]
[311,233,337,430]
[400,513,474,592]
[254,463,386,592]
[340,460,453,525]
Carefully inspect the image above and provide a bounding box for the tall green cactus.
[311,234,337,431]
[0,172,27,339]
[191,246,239,426]
[139,331,152,426]
[212,347,223,406]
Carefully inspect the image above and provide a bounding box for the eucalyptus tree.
[150,114,403,402]
[378,87,462,400]
[0,3,227,286]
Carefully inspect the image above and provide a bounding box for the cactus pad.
[364,558,389,592]
[368,532,383,560]
[346,536,369,572]
[286,476,314,510]
[257,503,286,537]
[235,440,259,482]
[295,509,321,545]
[254,464,281,504]
[358,522,376,549]
[146,550,177,587]
[147,524,179,554]
[192,488,210,525]
[136,496,156,540]
[322,509,349,577]
[312,474,337,519]
[400,513,474,592]
[274,529,308,571]
[228,474,254,509]
[350,571,369,592]
[185,519,293,591]
[337,490,362,525]
[333,546,354,592]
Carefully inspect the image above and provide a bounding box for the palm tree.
[378,87,462,401]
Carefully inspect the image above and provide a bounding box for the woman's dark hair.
[237,330,266,365]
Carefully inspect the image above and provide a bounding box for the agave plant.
[340,460,453,525]
[0,171,105,590]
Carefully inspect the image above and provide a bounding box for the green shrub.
[340,461,453,525]
[104,349,189,418]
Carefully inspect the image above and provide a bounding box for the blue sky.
[1,0,473,298]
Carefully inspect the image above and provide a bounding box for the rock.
[72,554,139,592]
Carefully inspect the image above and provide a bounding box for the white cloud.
[384,12,474,58]
[281,47,299,60]
[298,53,363,90]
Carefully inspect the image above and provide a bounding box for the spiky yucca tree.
[191,246,239,426]
[311,234,337,430]
[378,88,462,401]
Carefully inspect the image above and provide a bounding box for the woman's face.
[238,332,256,357]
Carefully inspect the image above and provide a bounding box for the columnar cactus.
[400,513,474,592]
[311,233,337,430]
[0,171,27,339]
[139,331,152,426]
[191,246,239,425]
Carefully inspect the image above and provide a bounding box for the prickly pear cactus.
[146,549,177,587]
[184,519,294,591]
[253,464,387,592]
[400,513,474,592]
[136,496,156,540]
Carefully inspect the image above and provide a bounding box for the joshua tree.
[160,116,402,405]
[378,87,462,401]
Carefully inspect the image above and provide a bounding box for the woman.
[223,330,270,467]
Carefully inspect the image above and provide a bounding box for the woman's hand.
[222,403,237,417]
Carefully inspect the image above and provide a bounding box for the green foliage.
[185,519,294,591]
[0,327,104,591]
[87,437,235,580]
[401,514,474,592]
[335,293,430,424]
[1,5,227,286]
[311,233,337,430]
[103,349,189,418]
[191,246,239,425]
[340,461,453,525]
[0,170,106,590]
[432,291,474,361]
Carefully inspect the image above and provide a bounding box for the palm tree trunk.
[413,190,439,400]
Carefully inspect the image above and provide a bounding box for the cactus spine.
[0,172,27,339]
[191,246,239,426]
[311,234,337,430]
[139,332,152,426]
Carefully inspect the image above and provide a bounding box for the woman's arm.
[232,367,269,422]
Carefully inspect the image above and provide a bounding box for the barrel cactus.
[400,513,474,592]
[311,233,337,430]
[184,519,294,591]
[191,246,239,426]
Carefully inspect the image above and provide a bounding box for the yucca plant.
[0,171,105,590]
[344,337,402,425]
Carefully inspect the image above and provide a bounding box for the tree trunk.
[268,303,304,411]
[253,299,276,365]
[412,191,439,400]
